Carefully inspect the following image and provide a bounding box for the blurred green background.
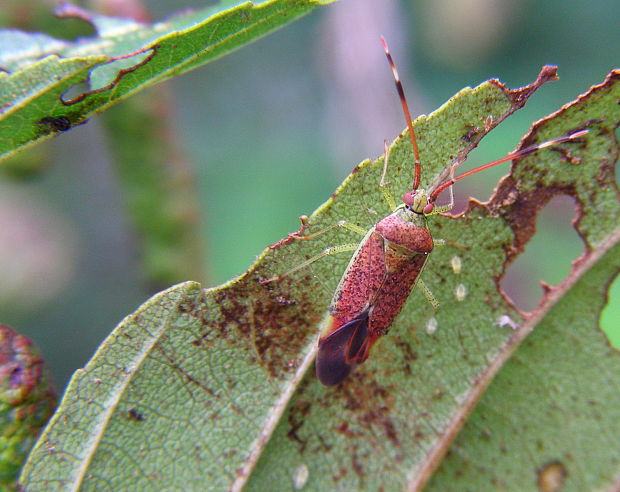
[1,0,618,391]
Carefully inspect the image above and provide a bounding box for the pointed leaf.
[0,0,336,161]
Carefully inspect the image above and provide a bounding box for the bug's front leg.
[260,242,360,284]
[268,216,368,250]
[262,214,372,283]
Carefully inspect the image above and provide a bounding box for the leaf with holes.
[20,70,619,490]
[245,69,620,492]
[425,238,620,491]
[0,0,335,162]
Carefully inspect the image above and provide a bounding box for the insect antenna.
[428,129,589,204]
[381,36,421,191]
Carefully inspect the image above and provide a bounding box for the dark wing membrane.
[316,311,370,386]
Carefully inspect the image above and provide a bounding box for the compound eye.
[402,191,416,207]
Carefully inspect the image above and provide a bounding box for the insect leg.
[264,212,371,284]
[261,243,360,284]
[298,220,367,240]
[417,278,440,310]
[269,219,367,250]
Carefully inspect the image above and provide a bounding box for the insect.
[265,38,587,386]
[36,116,72,132]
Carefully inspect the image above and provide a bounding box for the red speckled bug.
[265,38,587,386]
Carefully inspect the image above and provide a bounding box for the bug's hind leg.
[417,279,440,310]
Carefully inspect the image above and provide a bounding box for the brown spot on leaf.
[335,421,360,438]
[551,145,584,165]
[322,371,403,448]
[316,433,333,453]
[127,407,145,421]
[351,447,365,477]
[333,467,347,482]
[351,162,363,175]
[393,338,417,376]
[255,292,319,377]
[287,391,312,452]
[462,126,481,143]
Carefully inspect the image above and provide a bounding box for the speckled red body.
[316,205,433,386]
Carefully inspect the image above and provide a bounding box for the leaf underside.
[426,242,620,491]
[20,69,619,491]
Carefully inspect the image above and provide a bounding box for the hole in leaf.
[501,194,582,312]
[89,51,153,90]
[61,50,154,104]
[601,275,620,349]
[6,9,95,41]
[61,81,90,104]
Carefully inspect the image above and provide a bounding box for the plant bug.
[265,38,588,386]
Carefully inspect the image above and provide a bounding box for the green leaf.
[245,70,620,491]
[425,242,620,491]
[0,0,335,162]
[20,69,619,490]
